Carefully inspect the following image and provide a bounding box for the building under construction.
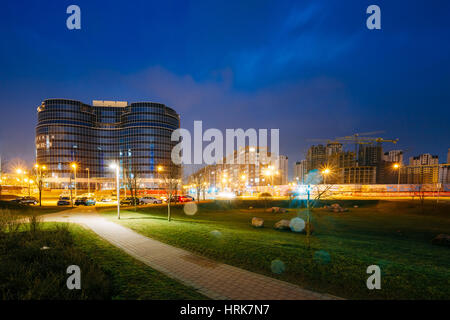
[302,133,399,184]
[301,133,450,185]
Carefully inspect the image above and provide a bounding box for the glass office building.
[36,99,180,188]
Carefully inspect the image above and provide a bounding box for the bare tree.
[202,184,207,200]
[162,164,181,222]
[191,173,206,203]
[303,169,339,248]
[311,184,334,204]
[416,176,426,214]
[33,165,47,206]
[435,182,442,206]
[123,160,141,210]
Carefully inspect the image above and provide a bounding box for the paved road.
[43,207,339,300]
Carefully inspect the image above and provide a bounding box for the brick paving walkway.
[44,208,338,300]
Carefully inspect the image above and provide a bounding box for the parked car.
[100,196,113,202]
[11,196,38,205]
[258,192,273,198]
[163,195,195,203]
[120,197,141,206]
[57,199,71,206]
[139,196,162,204]
[162,195,178,203]
[179,195,195,202]
[74,197,96,206]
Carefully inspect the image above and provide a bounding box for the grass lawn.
[0,200,70,215]
[100,200,450,299]
[0,214,206,299]
[68,223,206,299]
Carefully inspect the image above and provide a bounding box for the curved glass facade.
[36,99,180,182]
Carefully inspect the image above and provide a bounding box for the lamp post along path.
[110,163,121,219]
[71,163,77,198]
[116,166,120,219]
[86,168,90,195]
[393,163,401,193]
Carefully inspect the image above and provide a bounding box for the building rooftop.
[92,100,128,107]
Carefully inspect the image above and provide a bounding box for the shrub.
[0,209,23,234]
[0,222,112,300]
[0,200,30,211]
[28,214,42,234]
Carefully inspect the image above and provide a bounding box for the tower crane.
[308,132,399,166]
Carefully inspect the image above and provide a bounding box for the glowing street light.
[15,168,27,190]
[24,178,33,196]
[109,162,121,219]
[264,165,279,189]
[393,163,401,192]
[85,168,90,195]
[71,163,78,198]
[156,165,164,189]
[321,168,331,184]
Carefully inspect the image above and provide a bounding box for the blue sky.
[1,0,449,174]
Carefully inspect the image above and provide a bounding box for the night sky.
[1,0,449,177]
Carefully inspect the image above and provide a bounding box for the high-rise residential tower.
[36,99,180,188]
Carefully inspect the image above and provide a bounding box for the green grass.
[0,216,206,300]
[0,200,70,215]
[30,206,72,215]
[100,200,450,300]
[68,223,206,299]
[0,221,112,299]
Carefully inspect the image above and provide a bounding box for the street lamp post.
[306,184,312,248]
[240,174,246,195]
[16,169,24,194]
[157,165,163,189]
[71,163,77,198]
[86,168,90,195]
[210,171,215,191]
[24,178,32,196]
[321,168,331,185]
[393,163,401,193]
[29,179,34,197]
[264,166,279,194]
[110,162,120,219]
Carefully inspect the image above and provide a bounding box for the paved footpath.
[43,208,339,300]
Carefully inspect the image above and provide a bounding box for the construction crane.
[334,134,398,163]
[308,132,399,166]
[308,132,398,147]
